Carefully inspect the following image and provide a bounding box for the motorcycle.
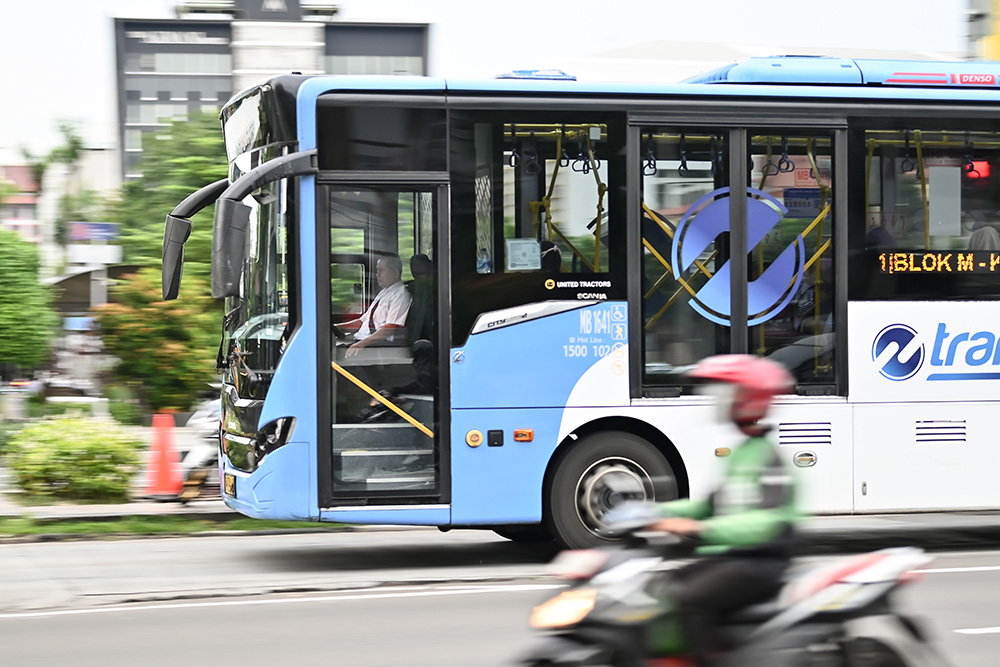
[503,502,949,667]
[177,397,221,503]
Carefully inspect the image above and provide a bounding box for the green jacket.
[658,435,798,557]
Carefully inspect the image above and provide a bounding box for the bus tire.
[493,524,553,543]
[545,431,677,550]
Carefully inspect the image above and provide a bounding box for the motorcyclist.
[647,354,798,667]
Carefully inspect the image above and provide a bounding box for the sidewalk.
[3,481,1000,552]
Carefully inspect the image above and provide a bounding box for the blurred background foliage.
[92,112,227,413]
[109,111,228,285]
[0,228,57,379]
[94,269,218,412]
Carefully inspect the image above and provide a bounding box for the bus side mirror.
[211,198,251,299]
[162,214,193,300]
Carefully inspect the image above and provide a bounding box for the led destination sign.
[879,251,1000,274]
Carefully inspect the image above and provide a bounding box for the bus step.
[338,449,434,457]
[363,474,434,486]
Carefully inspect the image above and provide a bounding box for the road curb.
[799,525,1000,554]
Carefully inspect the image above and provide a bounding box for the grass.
[0,516,345,538]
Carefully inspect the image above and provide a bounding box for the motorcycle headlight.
[530,589,597,629]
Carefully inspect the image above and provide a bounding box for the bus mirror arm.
[210,149,319,299]
[162,178,229,300]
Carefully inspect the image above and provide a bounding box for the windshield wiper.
[223,304,241,329]
[231,348,260,385]
[218,305,244,370]
[229,347,275,396]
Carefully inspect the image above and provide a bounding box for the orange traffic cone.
[144,412,183,500]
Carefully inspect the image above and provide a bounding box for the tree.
[0,177,16,212]
[95,114,227,412]
[21,121,91,245]
[0,229,57,379]
[110,112,228,284]
[93,268,218,412]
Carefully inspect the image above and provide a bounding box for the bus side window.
[851,125,1000,302]
[450,113,626,345]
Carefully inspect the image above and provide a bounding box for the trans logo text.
[873,323,1000,381]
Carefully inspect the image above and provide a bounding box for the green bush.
[4,413,143,503]
[0,422,23,455]
[26,394,88,419]
[105,384,144,426]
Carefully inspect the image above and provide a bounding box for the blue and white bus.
[163,57,1000,548]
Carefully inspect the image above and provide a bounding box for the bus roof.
[683,56,1000,88]
[247,58,1000,118]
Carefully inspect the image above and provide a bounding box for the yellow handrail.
[799,204,832,241]
[641,238,700,300]
[539,131,563,241]
[645,265,715,330]
[550,223,596,272]
[527,127,609,273]
[586,134,607,271]
[805,138,830,362]
[642,203,713,279]
[805,238,831,272]
[331,361,433,439]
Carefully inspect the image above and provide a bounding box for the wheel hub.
[576,458,654,534]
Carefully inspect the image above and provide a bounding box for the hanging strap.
[587,133,607,270]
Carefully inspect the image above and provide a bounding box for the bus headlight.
[256,417,296,461]
[529,589,597,629]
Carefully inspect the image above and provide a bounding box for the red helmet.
[688,355,794,431]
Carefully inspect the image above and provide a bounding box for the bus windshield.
[220,94,295,398]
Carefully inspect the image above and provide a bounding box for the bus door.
[638,127,733,390]
[320,185,446,503]
[638,127,841,388]
[638,123,852,512]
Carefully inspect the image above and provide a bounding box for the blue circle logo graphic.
[671,187,805,327]
[872,324,924,381]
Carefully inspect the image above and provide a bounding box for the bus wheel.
[493,525,553,543]
[545,431,676,549]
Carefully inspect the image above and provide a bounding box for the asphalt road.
[898,551,1000,666]
[0,528,561,612]
[1,541,1000,665]
[0,583,554,667]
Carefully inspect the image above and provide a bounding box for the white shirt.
[355,280,411,340]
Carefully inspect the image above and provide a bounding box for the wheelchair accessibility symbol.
[670,187,805,327]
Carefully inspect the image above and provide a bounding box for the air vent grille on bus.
[915,420,967,443]
[777,422,832,447]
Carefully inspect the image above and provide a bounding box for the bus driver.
[336,254,412,357]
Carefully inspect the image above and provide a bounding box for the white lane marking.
[0,583,562,620]
[917,565,1000,636]
[956,627,1000,635]
[916,566,1000,574]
